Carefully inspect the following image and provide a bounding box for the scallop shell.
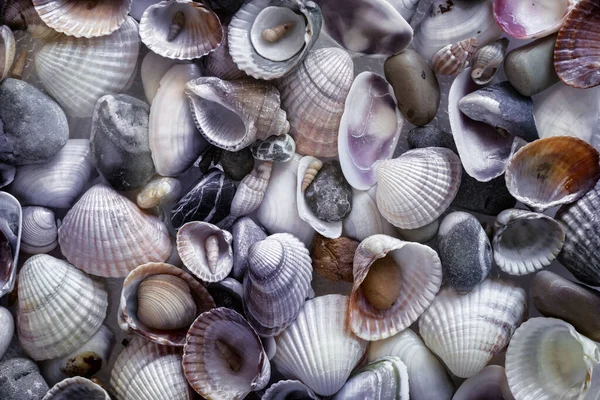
[418,278,527,378]
[375,147,462,229]
[432,36,478,76]
[136,176,182,210]
[35,16,140,117]
[0,25,15,82]
[17,254,108,361]
[182,307,271,400]
[139,0,223,60]
[0,0,62,39]
[0,191,21,298]
[43,377,110,400]
[494,0,578,39]
[342,187,397,242]
[453,366,514,400]
[140,51,183,104]
[274,294,369,396]
[471,38,509,85]
[202,29,245,80]
[263,380,320,400]
[20,206,57,255]
[231,162,273,217]
[58,183,172,278]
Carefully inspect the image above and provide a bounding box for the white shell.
[396,218,440,244]
[250,6,306,62]
[140,51,183,104]
[263,380,319,400]
[0,25,15,82]
[20,206,58,254]
[136,176,182,210]
[0,191,22,298]
[342,187,397,242]
[231,162,273,217]
[42,377,110,400]
[386,0,420,21]
[454,365,514,400]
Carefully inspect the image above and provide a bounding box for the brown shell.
[310,233,357,282]
[432,37,478,76]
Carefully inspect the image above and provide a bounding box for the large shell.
[418,278,527,378]
[12,139,95,209]
[139,0,223,60]
[182,307,271,399]
[453,366,514,400]
[350,234,442,341]
[243,233,312,336]
[494,0,577,39]
[20,206,57,254]
[375,147,462,229]
[186,77,289,152]
[231,162,272,217]
[58,183,172,278]
[35,16,140,117]
[0,191,21,298]
[0,25,15,82]
[274,294,369,396]
[277,47,354,158]
[43,377,110,400]
[17,254,108,361]
[471,38,509,85]
[342,187,397,242]
[432,36,478,76]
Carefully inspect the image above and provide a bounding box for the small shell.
[0,25,15,82]
[0,191,21,298]
[301,160,322,193]
[263,380,319,400]
[453,366,514,400]
[0,0,62,39]
[136,176,182,210]
[261,22,294,42]
[494,0,578,39]
[42,377,110,400]
[432,36,478,76]
[20,206,57,255]
[471,38,509,85]
[230,162,273,217]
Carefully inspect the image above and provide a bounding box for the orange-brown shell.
[432,37,478,76]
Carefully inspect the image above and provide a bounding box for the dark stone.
[0,79,68,165]
[206,0,245,14]
[231,217,267,281]
[250,134,295,162]
[219,148,254,181]
[407,126,458,154]
[195,146,222,174]
[0,358,49,399]
[304,160,352,222]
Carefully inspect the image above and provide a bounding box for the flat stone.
[0,307,13,360]
[219,148,254,181]
[231,217,267,281]
[251,134,295,163]
[311,233,357,282]
[0,358,49,400]
[304,160,352,222]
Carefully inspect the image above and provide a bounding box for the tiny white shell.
[20,206,58,254]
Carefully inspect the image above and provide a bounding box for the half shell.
[231,161,272,217]
[494,0,577,39]
[140,51,183,104]
[0,25,15,82]
[453,366,514,400]
[202,30,245,80]
[0,0,61,39]
[20,206,57,255]
[42,377,110,400]
[263,380,319,400]
[0,191,21,298]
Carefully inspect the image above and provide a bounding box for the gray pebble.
[0,307,13,360]
[251,134,295,163]
[220,148,254,181]
[305,160,352,222]
[231,217,267,281]
[0,358,49,400]
[408,126,458,153]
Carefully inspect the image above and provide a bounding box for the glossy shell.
[231,162,272,217]
[471,38,508,85]
[431,36,478,76]
[494,0,577,39]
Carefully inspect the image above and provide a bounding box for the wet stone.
[219,148,255,181]
[251,134,295,163]
[231,217,267,281]
[304,160,352,222]
[0,358,49,400]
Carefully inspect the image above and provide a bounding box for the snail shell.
[301,159,323,192]
[261,22,295,42]
[471,38,509,85]
[432,36,478,76]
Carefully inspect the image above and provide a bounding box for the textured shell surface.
[493,0,577,39]
[202,30,245,80]
[0,191,21,298]
[42,376,110,400]
[0,25,15,82]
[342,187,397,242]
[471,37,509,85]
[140,51,183,103]
[263,380,320,400]
[453,365,514,400]
[431,36,478,76]
[385,0,420,21]
[230,161,273,217]
[20,206,57,254]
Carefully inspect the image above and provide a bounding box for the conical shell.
[20,206,58,254]
[263,380,320,400]
[471,38,509,85]
[0,25,15,82]
[35,16,140,117]
[202,30,245,80]
[139,0,223,60]
[432,36,478,76]
[494,0,578,39]
[186,77,289,152]
[274,294,368,396]
[418,278,527,378]
[110,336,193,400]
[0,0,61,39]
[243,233,313,336]
[58,184,172,278]
[43,377,110,400]
[350,234,442,341]
[0,191,21,298]
[454,365,514,400]
[230,162,272,217]
[182,307,271,400]
[375,147,462,229]
[17,254,108,361]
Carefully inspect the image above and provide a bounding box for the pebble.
[304,160,352,222]
[90,94,155,191]
[407,126,458,153]
[0,307,13,360]
[311,233,357,283]
[231,217,267,281]
[219,148,255,181]
[0,358,49,400]
[251,134,295,163]
[0,79,68,166]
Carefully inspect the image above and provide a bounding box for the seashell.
[349,234,442,341]
[493,0,578,39]
[0,163,15,188]
[35,16,140,117]
[338,72,403,190]
[375,147,462,229]
[58,184,172,277]
[20,206,57,255]
[32,0,132,38]
[202,30,245,80]
[140,51,183,104]
[471,38,509,85]
[342,187,397,242]
[17,254,108,361]
[301,159,322,193]
[0,191,21,299]
[505,318,600,400]
[418,278,527,378]
[251,133,296,163]
[43,377,110,400]
[243,233,313,336]
[228,0,322,80]
[0,0,61,39]
[274,294,368,396]
[110,336,193,400]
[385,0,420,21]
[453,365,514,400]
[0,25,15,82]
[231,217,267,282]
[119,262,215,346]
[505,136,600,211]
[176,221,233,282]
[9,47,25,79]
[149,63,207,176]
[140,0,223,60]
[136,176,182,210]
[231,162,273,217]
[432,36,478,76]
[261,21,294,43]
[263,380,319,400]
[277,47,354,158]
[12,139,96,209]
[183,307,271,399]
[186,77,289,152]
[493,209,565,275]
[130,0,161,20]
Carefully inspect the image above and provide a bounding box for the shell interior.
[43,376,110,400]
[250,6,307,62]
[493,0,574,39]
[0,191,21,298]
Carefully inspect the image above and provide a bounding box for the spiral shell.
[230,162,273,217]
[432,36,478,76]
[471,38,509,85]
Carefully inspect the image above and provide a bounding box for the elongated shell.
[0,25,15,82]
[263,380,319,400]
[0,191,21,298]
[454,366,514,400]
[494,0,578,39]
[471,38,509,85]
[35,16,140,117]
[20,206,57,254]
[58,184,172,278]
[274,294,369,396]
[432,36,478,76]
[183,307,271,400]
[375,147,462,229]
[17,254,108,361]
[43,377,110,400]
[231,162,272,217]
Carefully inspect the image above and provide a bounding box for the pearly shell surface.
[493,0,577,39]
[140,51,183,104]
[471,38,508,85]
[20,206,57,255]
[431,36,478,76]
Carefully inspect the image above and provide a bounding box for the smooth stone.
[90,94,155,191]
[505,34,560,97]
[0,164,15,188]
[0,307,13,360]
[437,211,492,291]
[531,271,600,341]
[0,358,49,400]
[407,126,457,153]
[311,233,357,282]
[0,336,25,363]
[0,79,68,166]
[195,146,222,174]
[458,81,538,142]
[304,160,352,222]
[231,217,267,282]
[384,50,440,126]
[219,148,254,181]
[251,134,295,163]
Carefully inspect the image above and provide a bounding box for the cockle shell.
[375,147,462,229]
[493,0,578,39]
[471,38,509,85]
[342,187,397,242]
[20,206,57,254]
[43,377,110,400]
[0,0,61,39]
[453,366,514,400]
[17,255,108,361]
[0,25,15,82]
[0,191,21,299]
[202,29,245,80]
[419,278,527,378]
[58,184,172,278]
[432,36,478,76]
[137,176,182,210]
[263,380,319,400]
[231,162,273,217]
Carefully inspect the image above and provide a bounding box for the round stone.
[0,358,49,400]
[219,148,255,181]
[304,160,352,222]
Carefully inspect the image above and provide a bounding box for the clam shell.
[453,365,514,400]
[418,278,527,378]
[494,0,577,39]
[20,206,58,255]
[375,147,462,229]
[471,38,509,85]
[386,0,420,21]
[342,187,397,242]
[274,294,369,396]
[136,176,182,210]
[140,51,182,104]
[263,380,319,400]
[0,25,15,82]
[58,183,172,278]
[202,30,245,80]
[42,377,110,400]
[0,191,21,298]
[231,161,272,217]
[17,254,108,361]
[432,36,478,76]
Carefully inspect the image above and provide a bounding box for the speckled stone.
[311,233,357,282]
[251,134,295,163]
[231,217,267,281]
[219,148,255,181]
[438,211,492,291]
[0,358,49,400]
[0,307,13,360]
[304,160,352,222]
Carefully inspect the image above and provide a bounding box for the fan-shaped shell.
[494,0,577,39]
[231,162,272,217]
[43,377,110,400]
[0,191,21,298]
[58,184,172,278]
[432,36,478,76]
[263,380,319,400]
[20,206,57,254]
[0,25,15,82]
[471,38,509,85]
[17,254,108,361]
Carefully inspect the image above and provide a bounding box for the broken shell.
[263,380,319,400]
[471,38,508,85]
[301,159,322,193]
[453,366,514,400]
[136,176,182,210]
[342,187,397,242]
[0,191,21,299]
[20,206,58,255]
[0,25,15,82]
[432,36,478,76]
[231,162,273,217]
[494,0,577,39]
[42,377,110,400]
[311,233,357,283]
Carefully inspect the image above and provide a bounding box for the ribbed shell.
[202,31,245,80]
[432,37,478,76]
[110,336,193,400]
[277,47,354,158]
[471,38,508,85]
[375,147,462,229]
[20,206,57,254]
[43,377,110,400]
[57,183,172,278]
[418,279,527,378]
[0,25,15,81]
[17,254,108,361]
[230,162,272,217]
[243,233,313,336]
[263,380,320,400]
[35,16,140,117]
